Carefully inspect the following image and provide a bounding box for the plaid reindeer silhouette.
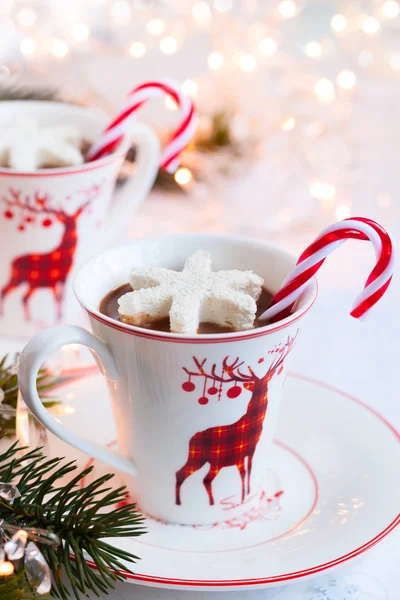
[176,333,297,506]
[0,187,99,321]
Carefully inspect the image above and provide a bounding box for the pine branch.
[196,111,233,150]
[0,354,60,436]
[0,441,145,599]
[0,84,63,103]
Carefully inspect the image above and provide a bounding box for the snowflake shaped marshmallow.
[0,116,84,170]
[118,250,264,334]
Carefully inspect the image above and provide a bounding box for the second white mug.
[0,100,160,338]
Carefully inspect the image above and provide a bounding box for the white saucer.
[19,372,400,591]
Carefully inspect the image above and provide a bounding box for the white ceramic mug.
[18,235,317,525]
[0,101,160,338]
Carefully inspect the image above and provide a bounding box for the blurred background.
[1,7,399,597]
[0,0,398,239]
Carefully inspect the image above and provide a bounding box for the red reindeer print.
[0,186,99,321]
[176,333,297,506]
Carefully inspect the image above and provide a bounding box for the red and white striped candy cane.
[86,78,197,173]
[260,217,394,323]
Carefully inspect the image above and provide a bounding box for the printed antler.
[3,184,102,220]
[2,188,63,217]
[183,356,256,383]
[73,183,101,217]
[263,331,299,381]
[183,357,207,377]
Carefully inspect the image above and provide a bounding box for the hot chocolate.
[100,284,275,333]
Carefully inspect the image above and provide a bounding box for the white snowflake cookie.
[118,250,264,334]
[0,116,84,170]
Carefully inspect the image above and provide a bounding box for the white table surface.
[3,136,399,598]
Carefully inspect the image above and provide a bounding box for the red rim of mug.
[0,153,121,178]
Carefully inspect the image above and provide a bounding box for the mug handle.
[18,325,137,476]
[102,122,161,246]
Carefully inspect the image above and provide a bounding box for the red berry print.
[4,210,13,219]
[198,396,209,405]
[18,224,25,231]
[25,216,35,223]
[42,218,52,228]
[182,381,195,392]
[227,385,242,399]
[208,386,218,395]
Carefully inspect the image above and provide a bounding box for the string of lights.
[4,1,398,71]
[0,0,398,225]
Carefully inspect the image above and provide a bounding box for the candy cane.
[260,217,394,322]
[86,78,197,173]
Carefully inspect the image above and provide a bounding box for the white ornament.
[118,250,263,334]
[0,116,83,170]
[4,530,28,560]
[0,482,21,502]
[25,542,52,594]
